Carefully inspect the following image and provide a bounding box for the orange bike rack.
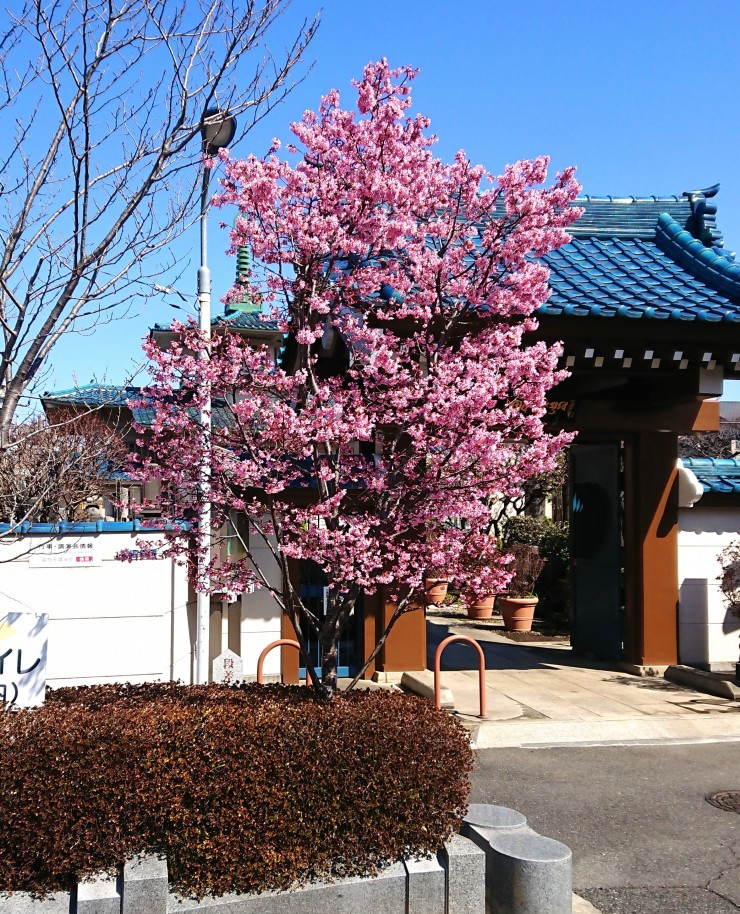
[256,638,308,685]
[433,635,488,719]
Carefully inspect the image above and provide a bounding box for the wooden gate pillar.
[625,432,679,667]
[375,590,427,675]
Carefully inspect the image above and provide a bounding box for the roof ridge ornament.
[682,184,723,249]
[683,184,720,199]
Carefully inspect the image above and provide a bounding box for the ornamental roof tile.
[681,457,740,495]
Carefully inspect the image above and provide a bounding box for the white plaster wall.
[678,507,740,669]
[0,532,192,686]
[239,525,284,679]
[0,529,286,687]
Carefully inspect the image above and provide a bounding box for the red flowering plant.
[506,543,546,598]
[133,60,580,697]
[718,541,740,618]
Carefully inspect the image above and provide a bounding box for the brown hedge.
[0,682,472,898]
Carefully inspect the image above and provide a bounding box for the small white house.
[678,458,740,671]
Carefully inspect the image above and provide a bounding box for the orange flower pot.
[466,594,495,620]
[498,595,538,632]
[424,578,449,605]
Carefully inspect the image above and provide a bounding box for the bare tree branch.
[0,0,318,443]
[0,406,129,527]
[679,423,740,459]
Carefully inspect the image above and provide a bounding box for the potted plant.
[498,543,546,632]
[462,551,501,620]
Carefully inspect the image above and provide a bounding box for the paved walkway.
[426,610,740,749]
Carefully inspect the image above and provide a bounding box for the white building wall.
[0,529,284,687]
[239,525,284,680]
[0,531,192,686]
[678,506,740,670]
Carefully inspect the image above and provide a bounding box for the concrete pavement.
[470,742,740,914]
[424,609,740,749]
[419,610,740,912]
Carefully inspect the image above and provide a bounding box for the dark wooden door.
[569,443,624,661]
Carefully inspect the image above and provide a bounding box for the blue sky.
[46,0,740,397]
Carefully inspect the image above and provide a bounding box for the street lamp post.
[195,108,237,685]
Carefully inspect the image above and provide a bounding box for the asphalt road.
[470,742,740,914]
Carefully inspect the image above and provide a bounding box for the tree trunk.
[320,636,339,697]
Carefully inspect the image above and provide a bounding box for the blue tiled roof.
[569,195,696,240]
[42,384,140,407]
[146,191,738,330]
[542,231,740,322]
[218,309,281,331]
[131,401,234,430]
[681,458,740,495]
[43,385,234,430]
[0,520,188,535]
[539,190,740,323]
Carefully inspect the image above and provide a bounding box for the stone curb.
[400,669,455,708]
[1,840,478,914]
[462,804,574,914]
[664,664,740,700]
[1,806,591,914]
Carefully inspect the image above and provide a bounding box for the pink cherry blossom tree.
[135,60,580,697]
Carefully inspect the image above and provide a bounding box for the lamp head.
[201,108,237,155]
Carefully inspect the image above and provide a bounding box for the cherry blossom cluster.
[134,60,581,689]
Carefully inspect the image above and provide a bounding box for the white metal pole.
[196,166,212,684]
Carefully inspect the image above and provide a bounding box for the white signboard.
[213,649,243,684]
[28,538,100,568]
[0,612,48,706]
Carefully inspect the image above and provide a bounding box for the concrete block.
[0,891,72,913]
[123,853,168,914]
[166,861,407,914]
[371,671,404,684]
[461,806,531,913]
[464,805,528,831]
[404,855,445,914]
[489,831,572,914]
[440,834,486,914]
[665,664,740,700]
[400,670,454,708]
[76,871,121,914]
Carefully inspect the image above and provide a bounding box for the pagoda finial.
[226,244,260,314]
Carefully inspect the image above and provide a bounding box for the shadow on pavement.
[426,617,615,674]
